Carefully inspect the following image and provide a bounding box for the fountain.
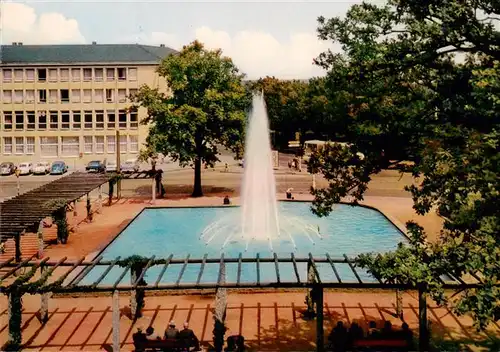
[199,93,322,252]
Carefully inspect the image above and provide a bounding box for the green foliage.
[6,290,23,351]
[133,41,250,197]
[44,199,69,244]
[314,0,500,329]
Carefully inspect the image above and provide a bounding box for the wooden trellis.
[0,253,490,352]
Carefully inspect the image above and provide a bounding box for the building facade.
[0,43,175,167]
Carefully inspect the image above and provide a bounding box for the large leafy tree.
[311,0,500,331]
[134,41,250,197]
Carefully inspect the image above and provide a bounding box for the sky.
[1,0,368,79]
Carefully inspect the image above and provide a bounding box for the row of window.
[1,88,138,104]
[1,109,138,131]
[2,135,139,156]
[2,67,137,83]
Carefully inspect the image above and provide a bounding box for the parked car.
[50,161,68,175]
[18,162,33,175]
[86,160,106,173]
[0,162,16,176]
[33,161,51,175]
[121,159,140,173]
[105,159,118,173]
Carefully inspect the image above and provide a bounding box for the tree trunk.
[192,156,203,197]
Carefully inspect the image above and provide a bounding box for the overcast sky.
[2,0,372,79]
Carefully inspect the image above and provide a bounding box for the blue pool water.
[80,202,406,286]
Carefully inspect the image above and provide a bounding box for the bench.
[134,338,191,352]
[353,338,409,351]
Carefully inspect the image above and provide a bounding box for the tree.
[133,41,250,197]
[312,0,500,330]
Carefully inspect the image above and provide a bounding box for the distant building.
[0,42,176,165]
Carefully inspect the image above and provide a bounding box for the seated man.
[177,321,201,351]
[223,195,231,205]
[132,327,148,352]
[145,326,156,340]
[165,320,179,339]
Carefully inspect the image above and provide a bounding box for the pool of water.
[80,202,406,286]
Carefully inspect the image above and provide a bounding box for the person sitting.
[226,335,245,351]
[177,321,201,351]
[381,321,394,339]
[367,320,380,339]
[400,322,414,347]
[145,326,156,340]
[165,320,179,339]
[347,321,364,347]
[328,321,348,352]
[132,327,148,352]
[223,195,231,205]
[285,188,294,200]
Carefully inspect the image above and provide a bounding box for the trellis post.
[396,286,403,319]
[86,193,92,222]
[37,221,44,259]
[98,185,103,213]
[418,284,429,352]
[14,231,22,263]
[305,260,316,318]
[112,290,120,352]
[40,265,50,324]
[8,289,23,350]
[130,268,138,318]
[315,286,324,352]
[73,200,78,217]
[151,177,156,204]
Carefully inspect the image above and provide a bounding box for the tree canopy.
[311,0,500,330]
[133,41,250,196]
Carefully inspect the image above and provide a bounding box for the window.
[3,137,13,154]
[50,111,58,129]
[130,108,138,129]
[25,90,35,103]
[84,136,93,153]
[40,137,58,157]
[128,68,138,81]
[14,69,23,82]
[94,89,104,103]
[38,111,47,129]
[2,90,12,104]
[117,68,127,80]
[129,135,139,153]
[95,136,104,153]
[15,111,24,130]
[72,89,81,103]
[60,89,70,103]
[27,111,35,129]
[48,90,58,103]
[107,110,116,129]
[83,89,92,103]
[118,89,127,103]
[106,68,115,81]
[38,89,47,103]
[105,89,114,103]
[15,137,24,154]
[95,110,104,129]
[119,135,127,153]
[26,137,35,154]
[26,69,34,82]
[61,136,79,156]
[118,110,127,129]
[72,111,81,129]
[94,68,104,81]
[60,68,69,82]
[71,68,80,82]
[107,135,116,153]
[14,90,23,103]
[3,111,13,130]
[84,110,93,129]
[48,69,58,82]
[83,68,92,81]
[3,69,12,82]
[128,88,138,101]
[37,68,47,81]
[61,111,70,129]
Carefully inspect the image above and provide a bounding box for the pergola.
[0,254,487,352]
[0,172,110,261]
